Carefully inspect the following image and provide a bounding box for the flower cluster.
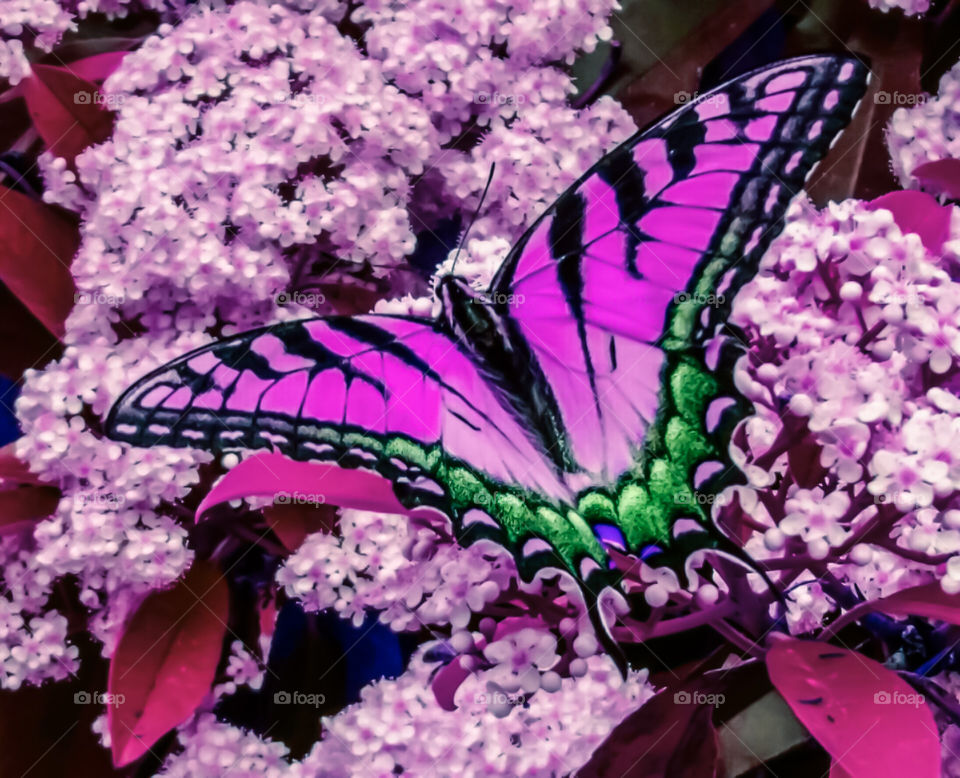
[728,194,960,629]
[158,650,652,777]
[277,510,516,631]
[888,61,960,188]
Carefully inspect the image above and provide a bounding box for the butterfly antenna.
[450,163,496,275]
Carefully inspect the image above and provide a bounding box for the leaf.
[0,184,78,337]
[0,282,62,379]
[0,442,43,484]
[62,52,129,84]
[263,502,337,552]
[21,65,114,163]
[579,681,721,778]
[197,451,420,520]
[766,638,940,778]
[867,190,953,255]
[912,159,960,200]
[869,582,960,625]
[0,485,60,534]
[108,561,229,767]
[432,655,473,712]
[37,37,143,67]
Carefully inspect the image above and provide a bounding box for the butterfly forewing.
[487,55,869,550]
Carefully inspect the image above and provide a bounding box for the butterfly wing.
[107,315,607,577]
[486,55,870,550]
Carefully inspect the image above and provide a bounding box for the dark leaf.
[21,64,115,163]
[0,184,78,337]
[579,679,722,778]
[108,561,229,767]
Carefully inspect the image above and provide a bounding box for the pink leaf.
[579,685,719,778]
[21,64,114,163]
[766,638,940,778]
[432,656,473,712]
[108,561,229,767]
[867,190,952,255]
[913,158,960,200]
[197,451,414,520]
[61,52,128,83]
[0,185,78,337]
[870,582,960,625]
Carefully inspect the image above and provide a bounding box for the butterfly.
[106,55,869,645]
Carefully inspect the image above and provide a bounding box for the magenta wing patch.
[108,315,571,501]
[487,54,868,482]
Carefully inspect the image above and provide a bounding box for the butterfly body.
[107,56,870,610]
[435,274,579,474]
